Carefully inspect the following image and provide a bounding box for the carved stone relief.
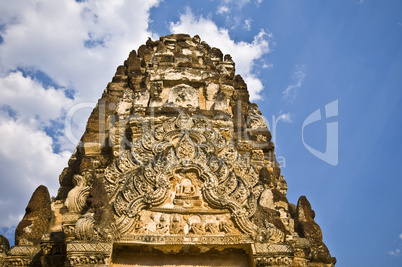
[168,84,199,108]
[133,90,150,107]
[65,175,89,214]
[246,103,267,129]
[103,110,273,239]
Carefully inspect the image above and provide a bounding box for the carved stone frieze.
[5,257,31,266]
[66,242,112,266]
[254,256,293,267]
[66,242,112,253]
[8,245,40,256]
[117,234,249,245]
[68,255,107,266]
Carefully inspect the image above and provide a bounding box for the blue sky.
[0,0,401,266]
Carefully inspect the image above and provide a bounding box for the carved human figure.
[175,111,193,129]
[259,186,275,209]
[190,223,205,235]
[134,215,147,234]
[205,222,220,234]
[219,218,235,234]
[181,179,196,195]
[176,134,196,159]
[173,174,203,208]
[169,215,184,234]
[156,215,169,234]
[175,183,181,194]
[150,82,163,100]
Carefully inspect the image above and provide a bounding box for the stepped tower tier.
[5,34,335,267]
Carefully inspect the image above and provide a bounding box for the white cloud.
[217,5,230,14]
[222,0,251,8]
[283,66,306,102]
[389,249,401,256]
[0,71,73,126]
[278,112,293,123]
[243,19,252,31]
[169,9,271,100]
[388,234,402,257]
[262,63,273,69]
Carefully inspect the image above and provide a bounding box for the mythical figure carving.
[190,223,205,235]
[156,215,169,234]
[133,215,147,234]
[246,103,267,129]
[169,215,184,234]
[65,175,90,214]
[205,222,220,234]
[219,218,235,234]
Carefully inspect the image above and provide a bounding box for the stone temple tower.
[3,34,335,266]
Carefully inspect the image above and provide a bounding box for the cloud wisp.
[243,19,252,31]
[217,5,230,14]
[389,233,402,257]
[283,66,306,102]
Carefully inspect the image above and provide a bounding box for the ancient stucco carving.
[168,84,199,108]
[65,175,89,214]
[104,110,265,238]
